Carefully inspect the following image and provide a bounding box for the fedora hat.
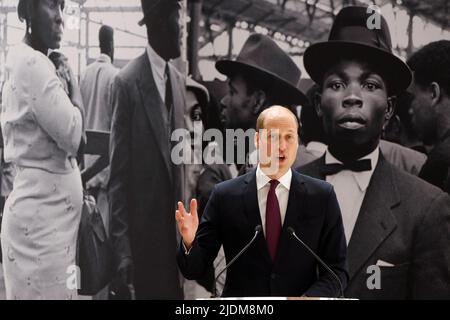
[138,0,182,26]
[216,33,308,106]
[304,6,412,95]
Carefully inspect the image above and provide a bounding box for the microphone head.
[287,226,296,235]
[255,225,262,233]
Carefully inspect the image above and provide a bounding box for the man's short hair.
[407,40,450,96]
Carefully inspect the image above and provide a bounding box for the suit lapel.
[300,156,326,180]
[347,156,400,279]
[243,171,272,265]
[301,154,400,280]
[168,63,187,201]
[136,54,173,181]
[168,63,185,132]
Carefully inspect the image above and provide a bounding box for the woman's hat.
[304,6,412,94]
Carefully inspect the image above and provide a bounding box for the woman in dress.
[0,0,84,299]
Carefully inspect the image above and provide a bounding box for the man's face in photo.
[407,79,438,145]
[317,60,394,151]
[220,74,259,130]
[144,0,182,60]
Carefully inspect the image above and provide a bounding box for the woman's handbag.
[76,191,113,295]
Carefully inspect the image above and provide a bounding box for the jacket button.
[271,274,277,280]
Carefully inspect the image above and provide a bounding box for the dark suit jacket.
[419,135,450,195]
[178,169,348,297]
[109,53,185,299]
[298,154,450,299]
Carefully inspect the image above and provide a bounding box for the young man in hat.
[298,6,450,299]
[177,105,348,297]
[407,40,450,195]
[108,0,186,299]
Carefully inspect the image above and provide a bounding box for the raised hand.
[175,199,199,250]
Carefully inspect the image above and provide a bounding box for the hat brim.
[304,41,412,95]
[216,60,309,107]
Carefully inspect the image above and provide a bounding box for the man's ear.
[314,92,323,117]
[429,82,442,107]
[252,90,267,115]
[385,96,396,127]
[254,131,260,150]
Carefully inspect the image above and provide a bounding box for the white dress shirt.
[305,141,327,158]
[325,147,379,244]
[256,165,292,236]
[146,44,168,103]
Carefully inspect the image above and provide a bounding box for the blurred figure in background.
[1,0,85,299]
[407,40,450,194]
[80,25,118,234]
[79,24,118,300]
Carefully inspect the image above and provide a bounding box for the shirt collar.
[146,43,167,81]
[97,53,112,64]
[256,164,292,191]
[306,141,327,154]
[325,147,379,192]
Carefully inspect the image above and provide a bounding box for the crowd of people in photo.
[0,0,449,300]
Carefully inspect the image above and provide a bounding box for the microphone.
[287,227,345,298]
[212,225,262,298]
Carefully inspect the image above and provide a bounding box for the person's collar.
[325,147,379,192]
[146,43,167,80]
[306,141,327,153]
[97,53,112,64]
[256,164,292,191]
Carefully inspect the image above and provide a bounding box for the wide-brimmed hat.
[216,33,309,106]
[138,0,182,26]
[304,6,412,94]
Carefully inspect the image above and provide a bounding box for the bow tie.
[320,159,372,176]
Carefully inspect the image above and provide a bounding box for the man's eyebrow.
[325,70,349,81]
[360,71,383,81]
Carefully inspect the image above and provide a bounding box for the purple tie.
[266,180,281,262]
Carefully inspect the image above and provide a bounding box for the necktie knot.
[269,179,280,190]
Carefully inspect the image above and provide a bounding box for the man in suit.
[407,40,450,194]
[194,34,310,295]
[176,105,348,297]
[80,25,118,236]
[108,0,185,299]
[298,6,450,299]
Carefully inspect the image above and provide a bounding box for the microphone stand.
[288,227,345,298]
[212,225,262,298]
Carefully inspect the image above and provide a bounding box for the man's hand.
[117,257,134,286]
[109,257,134,299]
[175,199,199,250]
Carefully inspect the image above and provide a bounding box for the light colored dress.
[0,42,83,300]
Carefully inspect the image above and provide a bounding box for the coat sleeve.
[177,185,223,280]
[304,186,349,297]
[108,74,133,265]
[23,54,82,156]
[410,192,450,299]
